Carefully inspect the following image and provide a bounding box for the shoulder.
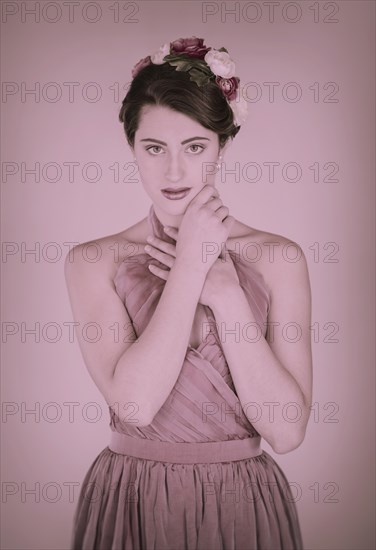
[64,219,148,284]
[228,219,310,300]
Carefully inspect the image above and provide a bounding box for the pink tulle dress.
[70,205,303,550]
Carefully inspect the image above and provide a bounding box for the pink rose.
[131,55,152,78]
[215,76,240,101]
[170,37,210,59]
[230,87,249,126]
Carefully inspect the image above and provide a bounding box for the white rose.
[204,49,236,79]
[151,43,170,65]
[230,87,249,126]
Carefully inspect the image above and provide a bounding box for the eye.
[146,145,164,155]
[187,144,205,154]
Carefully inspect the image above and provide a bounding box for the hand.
[145,228,240,308]
[173,184,235,275]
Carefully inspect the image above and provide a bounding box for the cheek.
[137,157,157,177]
[197,157,218,184]
[137,162,163,194]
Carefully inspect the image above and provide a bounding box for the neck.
[152,205,186,230]
[148,203,238,249]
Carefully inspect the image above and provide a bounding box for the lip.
[161,187,192,200]
[161,187,191,192]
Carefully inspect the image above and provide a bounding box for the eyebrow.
[140,137,210,146]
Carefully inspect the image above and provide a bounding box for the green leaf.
[163,54,191,63]
[188,68,212,87]
[168,60,193,72]
[167,57,213,78]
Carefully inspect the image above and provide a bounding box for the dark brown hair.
[119,62,240,149]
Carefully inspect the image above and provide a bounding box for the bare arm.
[210,239,313,454]
[65,245,206,427]
[65,185,231,427]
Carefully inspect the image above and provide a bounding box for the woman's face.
[133,105,222,223]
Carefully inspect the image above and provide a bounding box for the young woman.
[66,37,312,550]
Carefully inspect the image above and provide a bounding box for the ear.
[219,140,232,159]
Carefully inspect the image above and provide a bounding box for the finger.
[145,245,175,268]
[205,196,224,212]
[189,184,219,209]
[148,263,169,280]
[147,236,176,257]
[222,214,235,231]
[163,226,178,240]
[213,205,230,220]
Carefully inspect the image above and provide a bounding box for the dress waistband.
[108,430,263,464]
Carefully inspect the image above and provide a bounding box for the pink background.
[1,1,375,548]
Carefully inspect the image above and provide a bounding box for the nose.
[165,153,184,183]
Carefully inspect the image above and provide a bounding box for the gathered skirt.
[70,433,303,550]
[72,206,304,549]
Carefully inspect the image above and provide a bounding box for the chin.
[150,184,208,215]
[158,201,189,215]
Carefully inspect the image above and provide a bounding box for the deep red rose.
[131,55,152,78]
[170,37,211,59]
[215,76,240,101]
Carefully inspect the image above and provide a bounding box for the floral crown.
[131,37,248,128]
